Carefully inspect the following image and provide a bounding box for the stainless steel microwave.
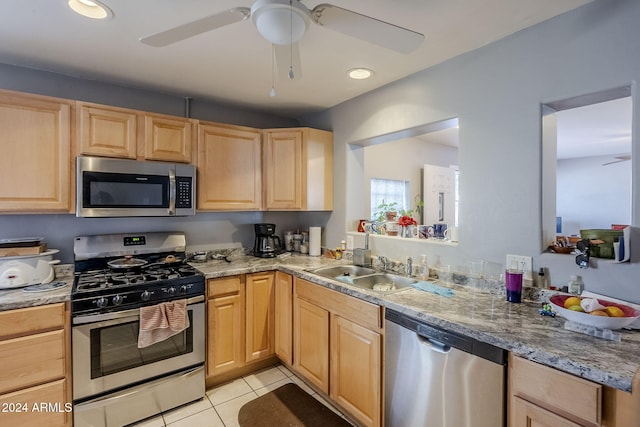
[76,156,196,217]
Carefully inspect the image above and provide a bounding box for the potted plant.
[399,195,424,222]
[373,199,399,222]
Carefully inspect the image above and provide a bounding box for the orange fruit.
[564,296,582,309]
[605,306,625,318]
[590,310,609,317]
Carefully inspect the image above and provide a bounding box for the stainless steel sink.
[309,265,377,279]
[351,273,417,292]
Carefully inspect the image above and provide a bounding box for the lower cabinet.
[0,303,71,426]
[206,273,276,385]
[293,277,383,427]
[274,271,294,366]
[509,353,640,427]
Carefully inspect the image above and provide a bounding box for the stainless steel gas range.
[71,232,205,427]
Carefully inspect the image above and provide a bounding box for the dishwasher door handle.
[417,332,451,353]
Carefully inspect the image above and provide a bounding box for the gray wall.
[0,64,333,263]
[302,0,640,303]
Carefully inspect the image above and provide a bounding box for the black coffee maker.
[253,223,282,258]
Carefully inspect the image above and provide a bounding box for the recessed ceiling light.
[348,68,374,80]
[68,0,113,20]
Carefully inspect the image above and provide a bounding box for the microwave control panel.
[176,177,193,208]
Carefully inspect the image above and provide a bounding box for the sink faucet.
[406,257,413,277]
[379,256,390,271]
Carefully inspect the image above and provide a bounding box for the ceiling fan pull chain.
[288,0,295,79]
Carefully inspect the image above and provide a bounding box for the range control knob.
[167,286,176,296]
[95,297,108,308]
[141,290,152,301]
[179,285,188,294]
[112,295,124,306]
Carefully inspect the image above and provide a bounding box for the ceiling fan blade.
[140,7,251,47]
[312,4,424,54]
[602,155,631,166]
[275,43,302,80]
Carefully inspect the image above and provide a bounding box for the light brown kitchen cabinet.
[0,89,72,213]
[144,113,194,163]
[294,296,330,393]
[263,127,333,211]
[197,122,262,210]
[293,277,383,427]
[206,275,244,378]
[206,272,277,387]
[274,271,293,366]
[77,101,194,162]
[77,101,138,159]
[0,303,71,426]
[508,353,640,427]
[245,271,275,363]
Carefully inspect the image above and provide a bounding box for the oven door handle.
[72,295,205,325]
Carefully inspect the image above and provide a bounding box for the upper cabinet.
[263,128,333,211]
[197,122,262,210]
[0,90,73,212]
[77,101,194,163]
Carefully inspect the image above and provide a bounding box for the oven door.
[72,297,205,400]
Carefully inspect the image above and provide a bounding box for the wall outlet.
[346,235,355,250]
[506,254,533,281]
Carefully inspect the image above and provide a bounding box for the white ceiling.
[0,0,593,117]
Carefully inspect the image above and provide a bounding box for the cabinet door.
[293,297,330,394]
[0,330,66,395]
[330,315,381,427]
[512,396,583,427]
[0,379,70,427]
[0,91,72,212]
[77,101,138,159]
[144,114,194,163]
[197,123,262,210]
[274,271,293,365]
[207,277,244,378]
[264,129,303,209]
[245,272,275,362]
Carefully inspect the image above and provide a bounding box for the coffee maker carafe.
[253,223,281,258]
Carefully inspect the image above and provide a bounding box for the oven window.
[90,311,193,379]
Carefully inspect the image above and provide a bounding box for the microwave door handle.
[168,167,176,215]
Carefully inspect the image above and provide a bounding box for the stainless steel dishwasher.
[385,309,507,427]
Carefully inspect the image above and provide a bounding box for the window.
[370,178,409,220]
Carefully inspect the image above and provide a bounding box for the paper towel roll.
[309,227,321,257]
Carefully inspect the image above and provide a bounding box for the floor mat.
[238,383,352,427]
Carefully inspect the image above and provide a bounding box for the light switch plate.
[506,254,533,281]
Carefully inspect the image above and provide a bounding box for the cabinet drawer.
[294,278,382,331]
[0,303,65,339]
[0,379,69,426]
[510,354,601,425]
[208,276,242,298]
[0,330,66,395]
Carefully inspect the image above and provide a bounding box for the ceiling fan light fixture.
[251,0,310,45]
[68,0,113,20]
[348,68,374,80]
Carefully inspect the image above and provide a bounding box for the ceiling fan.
[602,154,631,166]
[139,0,424,80]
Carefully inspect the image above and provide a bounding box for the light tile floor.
[130,365,353,427]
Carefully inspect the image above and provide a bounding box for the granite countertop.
[1,254,637,393]
[198,253,640,393]
[0,266,74,311]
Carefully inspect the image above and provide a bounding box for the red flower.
[398,215,417,226]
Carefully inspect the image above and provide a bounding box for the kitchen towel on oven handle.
[138,299,190,348]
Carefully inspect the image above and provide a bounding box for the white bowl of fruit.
[549,294,640,330]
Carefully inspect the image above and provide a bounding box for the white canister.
[284,231,294,251]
